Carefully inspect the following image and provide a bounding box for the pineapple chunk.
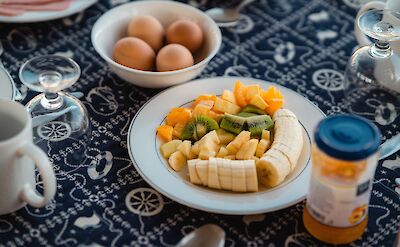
[221,90,237,105]
[245,85,260,101]
[168,151,187,171]
[198,130,220,145]
[192,104,211,117]
[198,130,220,160]
[224,155,236,160]
[197,100,214,109]
[249,95,268,110]
[178,140,193,159]
[251,156,260,161]
[191,141,200,156]
[199,150,218,160]
[256,139,271,158]
[216,128,236,145]
[173,123,185,139]
[160,140,182,159]
[236,139,258,160]
[261,130,271,140]
[226,131,250,154]
[217,146,229,158]
[213,97,241,115]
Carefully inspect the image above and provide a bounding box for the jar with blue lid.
[303,114,381,245]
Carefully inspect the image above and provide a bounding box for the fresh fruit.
[221,90,237,105]
[244,160,258,192]
[197,100,214,109]
[231,161,247,192]
[166,108,192,126]
[249,95,268,110]
[234,81,248,107]
[256,139,271,158]
[236,112,258,118]
[173,122,185,139]
[241,105,267,115]
[247,115,274,136]
[198,130,220,160]
[191,141,200,156]
[208,158,221,189]
[226,131,251,154]
[261,129,271,140]
[187,158,258,192]
[178,140,193,159]
[208,111,223,123]
[195,160,209,186]
[224,155,236,160]
[256,109,303,187]
[245,84,260,102]
[192,104,211,117]
[265,98,284,116]
[216,128,236,145]
[157,125,173,142]
[236,139,258,160]
[193,95,216,108]
[251,156,260,161]
[181,115,219,141]
[220,114,246,134]
[217,146,229,158]
[213,97,241,115]
[256,149,290,187]
[168,151,187,171]
[160,140,182,158]
[188,159,202,184]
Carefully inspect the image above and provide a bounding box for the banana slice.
[208,158,221,189]
[188,159,202,185]
[231,160,247,192]
[243,160,258,192]
[195,160,209,186]
[256,150,291,187]
[218,158,232,190]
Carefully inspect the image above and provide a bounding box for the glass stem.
[40,92,63,110]
[369,41,392,58]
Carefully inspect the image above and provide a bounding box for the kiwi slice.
[241,105,267,115]
[236,112,258,118]
[181,115,219,141]
[246,115,273,136]
[220,113,246,134]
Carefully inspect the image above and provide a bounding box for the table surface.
[0,0,399,246]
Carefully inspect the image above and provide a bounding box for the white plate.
[0,0,97,23]
[128,76,325,215]
[0,67,15,100]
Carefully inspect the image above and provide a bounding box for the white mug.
[354,0,400,50]
[0,99,56,215]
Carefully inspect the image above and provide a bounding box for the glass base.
[26,92,91,165]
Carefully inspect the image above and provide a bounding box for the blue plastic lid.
[315,115,381,161]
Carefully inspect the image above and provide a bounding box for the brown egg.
[112,37,155,71]
[156,44,194,72]
[127,15,164,52]
[166,20,204,53]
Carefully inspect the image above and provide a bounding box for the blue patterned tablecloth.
[0,0,399,246]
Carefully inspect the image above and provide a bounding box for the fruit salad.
[156,80,303,192]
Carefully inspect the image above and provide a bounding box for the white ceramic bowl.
[91,1,222,88]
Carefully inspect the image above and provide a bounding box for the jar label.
[306,148,378,228]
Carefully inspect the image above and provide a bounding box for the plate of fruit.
[128,76,325,214]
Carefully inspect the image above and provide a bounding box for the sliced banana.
[243,160,258,192]
[218,158,232,190]
[195,160,209,186]
[187,159,202,185]
[208,158,221,189]
[231,160,247,192]
[256,150,291,187]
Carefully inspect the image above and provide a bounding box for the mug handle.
[354,1,386,47]
[18,143,56,208]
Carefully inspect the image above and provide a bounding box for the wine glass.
[343,9,400,129]
[19,55,91,164]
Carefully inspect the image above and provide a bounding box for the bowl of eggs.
[91,0,222,88]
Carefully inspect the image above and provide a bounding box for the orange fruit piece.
[234,80,248,107]
[265,98,284,115]
[262,86,283,101]
[192,95,217,108]
[166,107,192,126]
[157,125,173,142]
